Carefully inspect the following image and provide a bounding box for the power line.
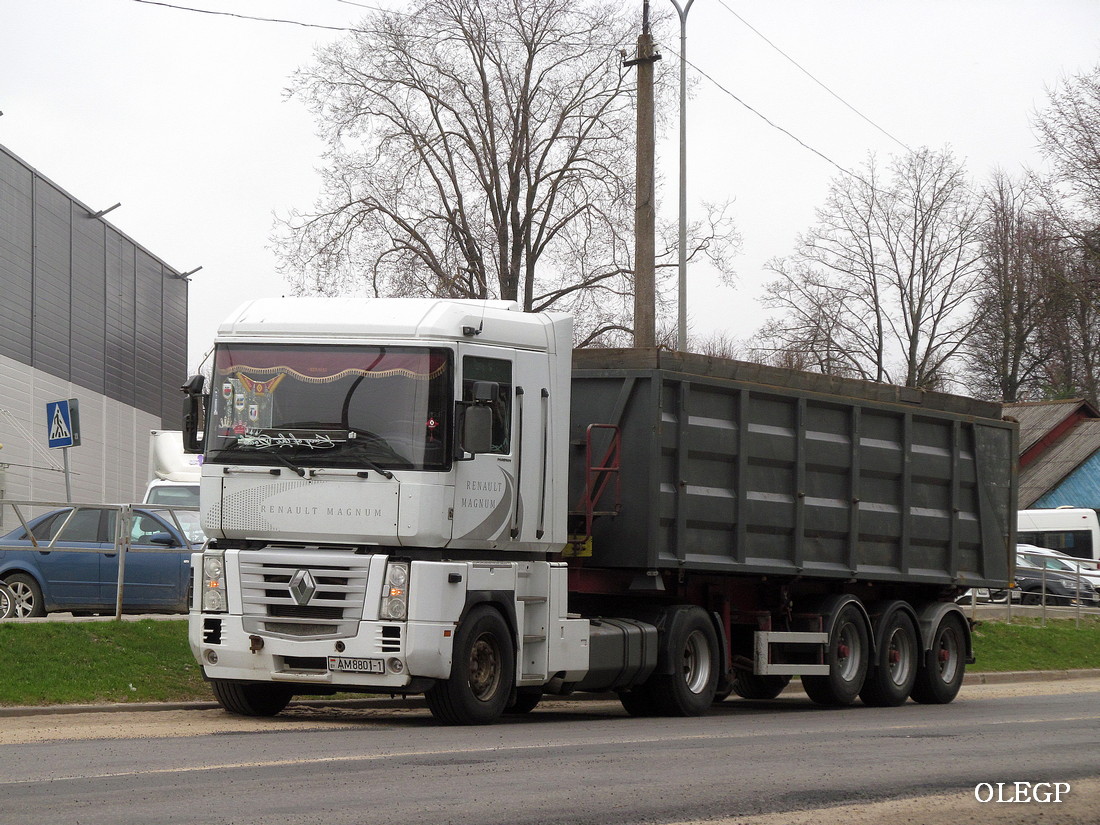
[714,0,912,154]
[664,43,876,191]
[129,0,367,32]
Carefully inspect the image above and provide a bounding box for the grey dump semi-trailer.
[185,298,1015,724]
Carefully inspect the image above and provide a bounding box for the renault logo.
[289,569,317,606]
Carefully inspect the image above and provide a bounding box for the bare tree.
[758,148,983,389]
[1026,64,1100,403]
[274,0,737,346]
[1034,64,1100,236]
[963,172,1057,401]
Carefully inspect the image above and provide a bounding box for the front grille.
[238,549,371,639]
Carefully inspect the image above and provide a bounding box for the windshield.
[205,344,452,472]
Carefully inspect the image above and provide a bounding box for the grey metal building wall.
[0,143,188,506]
[0,144,187,425]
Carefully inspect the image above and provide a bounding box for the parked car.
[955,586,1010,605]
[0,506,204,618]
[1017,544,1100,589]
[1013,550,1099,606]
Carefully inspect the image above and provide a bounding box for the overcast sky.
[2,0,1099,369]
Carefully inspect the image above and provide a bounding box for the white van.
[1016,508,1100,569]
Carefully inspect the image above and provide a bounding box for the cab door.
[451,347,517,548]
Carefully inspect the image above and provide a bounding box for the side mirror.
[462,405,494,455]
[147,532,179,547]
[181,374,207,454]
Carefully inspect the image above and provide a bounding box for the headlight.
[380,560,410,621]
[202,551,228,613]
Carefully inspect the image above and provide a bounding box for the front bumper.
[189,611,454,689]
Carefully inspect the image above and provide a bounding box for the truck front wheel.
[647,607,719,716]
[426,605,514,725]
[210,680,294,716]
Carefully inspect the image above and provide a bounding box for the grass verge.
[1,615,1099,707]
[0,620,207,706]
[969,614,1100,672]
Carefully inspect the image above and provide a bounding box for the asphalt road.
[2,679,1099,825]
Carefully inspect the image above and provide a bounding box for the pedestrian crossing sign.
[46,399,81,449]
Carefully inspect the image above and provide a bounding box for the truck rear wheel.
[646,607,719,716]
[425,605,514,725]
[210,680,294,716]
[910,612,966,704]
[859,603,918,707]
[617,686,659,716]
[802,600,869,706]
[505,688,543,714]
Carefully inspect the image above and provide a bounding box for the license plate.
[328,656,385,674]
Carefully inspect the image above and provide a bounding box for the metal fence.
[958,547,1100,628]
[0,499,201,620]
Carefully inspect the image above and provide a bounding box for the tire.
[802,600,870,707]
[617,686,660,717]
[5,573,45,618]
[425,605,514,725]
[210,680,294,716]
[1020,590,1042,606]
[731,672,791,701]
[859,604,919,707]
[0,582,15,619]
[646,607,720,716]
[506,688,542,714]
[910,612,967,705]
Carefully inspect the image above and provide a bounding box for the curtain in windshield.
[208,344,452,471]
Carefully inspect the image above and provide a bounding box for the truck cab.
[184,298,589,723]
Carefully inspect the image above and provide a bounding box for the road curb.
[3,670,1100,717]
[962,667,1100,685]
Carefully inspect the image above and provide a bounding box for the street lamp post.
[671,0,694,352]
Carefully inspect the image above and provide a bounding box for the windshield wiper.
[269,451,308,478]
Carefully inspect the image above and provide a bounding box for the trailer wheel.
[910,612,966,704]
[425,605,514,725]
[859,604,918,707]
[210,680,294,716]
[647,607,719,716]
[732,673,792,701]
[802,600,869,706]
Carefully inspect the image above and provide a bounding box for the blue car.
[0,506,204,618]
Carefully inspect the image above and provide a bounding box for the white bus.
[1017,508,1100,569]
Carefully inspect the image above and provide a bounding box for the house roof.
[1017,418,1100,508]
[1003,399,1099,456]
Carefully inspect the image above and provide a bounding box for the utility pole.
[627,1,661,348]
[671,0,694,352]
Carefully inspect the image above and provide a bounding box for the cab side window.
[462,356,512,455]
